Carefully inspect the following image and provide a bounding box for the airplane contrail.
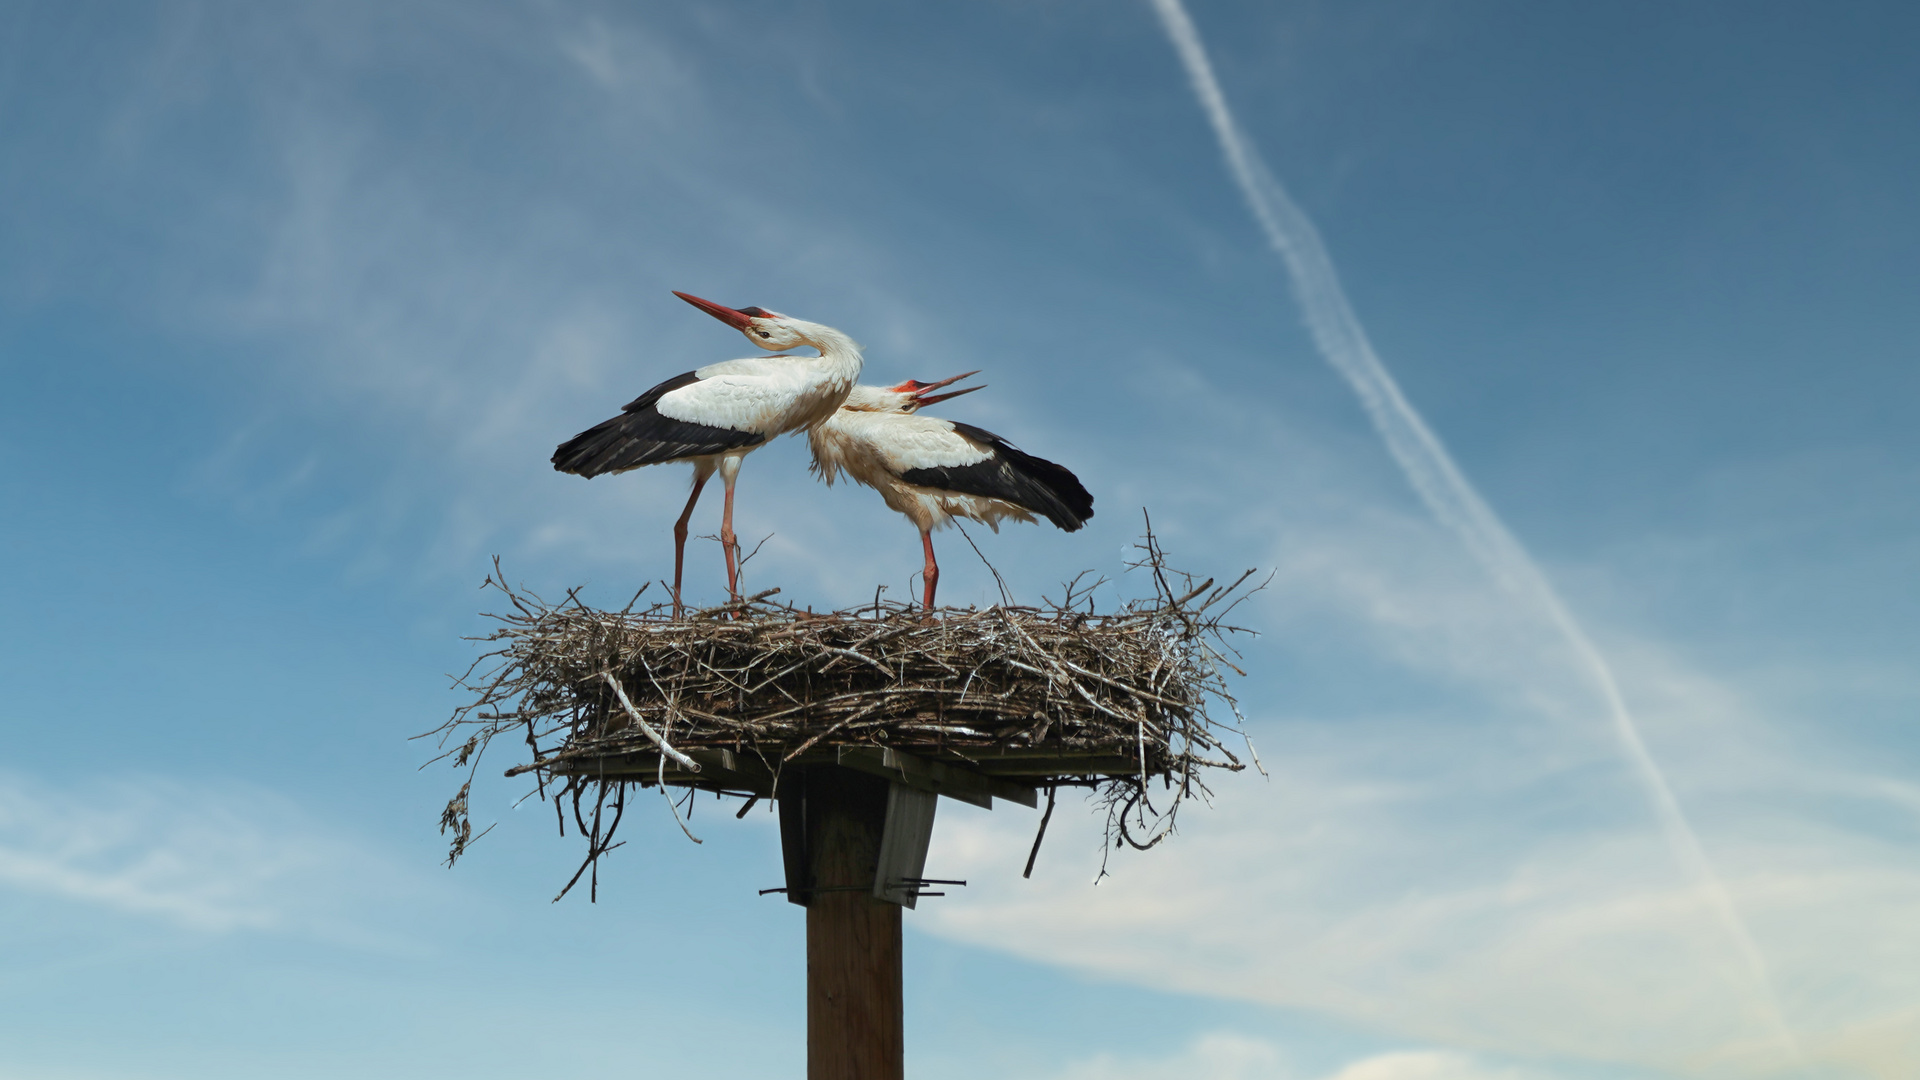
[1146,0,1800,1057]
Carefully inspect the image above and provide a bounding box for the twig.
[1024,786,1057,878]
[954,521,1015,607]
[599,672,700,771]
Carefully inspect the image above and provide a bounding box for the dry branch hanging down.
[426,523,1261,895]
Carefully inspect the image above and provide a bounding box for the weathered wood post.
[776,754,1006,1077]
[784,767,904,1080]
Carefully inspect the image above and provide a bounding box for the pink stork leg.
[671,466,712,616]
[920,528,939,611]
[719,457,744,602]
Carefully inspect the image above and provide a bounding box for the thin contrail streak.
[1147,0,1799,1057]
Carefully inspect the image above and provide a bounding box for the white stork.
[808,373,1094,610]
[553,292,863,607]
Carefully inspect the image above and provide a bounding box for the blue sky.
[3,1,1917,1077]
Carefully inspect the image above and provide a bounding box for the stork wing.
[655,364,830,432]
[552,371,767,477]
[898,421,1094,532]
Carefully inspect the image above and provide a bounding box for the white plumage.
[809,375,1094,610]
[554,292,864,607]
[657,355,860,433]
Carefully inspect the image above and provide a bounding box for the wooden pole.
[789,767,904,1080]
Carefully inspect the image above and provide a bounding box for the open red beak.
[891,370,983,408]
[899,370,979,393]
[673,290,755,330]
[917,385,984,407]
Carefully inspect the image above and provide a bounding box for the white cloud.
[556,14,688,104]
[1051,1032,1285,1080]
[559,17,625,90]
[0,772,417,938]
[1319,1051,1541,1080]
[1043,1034,1544,1080]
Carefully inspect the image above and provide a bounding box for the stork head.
[844,371,983,413]
[674,290,812,351]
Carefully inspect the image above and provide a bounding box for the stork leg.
[671,464,713,616]
[920,527,939,611]
[719,457,744,602]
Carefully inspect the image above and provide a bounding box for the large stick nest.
[427,527,1260,898]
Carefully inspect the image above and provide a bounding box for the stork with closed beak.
[809,372,1094,610]
[553,292,863,608]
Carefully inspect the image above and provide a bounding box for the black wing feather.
[900,421,1094,531]
[552,371,766,477]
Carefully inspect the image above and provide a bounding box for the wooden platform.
[536,742,1138,805]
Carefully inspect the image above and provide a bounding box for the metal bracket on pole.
[873,782,937,908]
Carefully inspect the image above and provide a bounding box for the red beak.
[917,385,984,407]
[673,291,755,330]
[890,370,984,408]
[892,370,979,394]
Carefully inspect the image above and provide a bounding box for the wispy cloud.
[0,772,417,939]
[556,14,689,104]
[1316,1052,1547,1080]
[1043,1033,1547,1080]
[1048,1032,1287,1080]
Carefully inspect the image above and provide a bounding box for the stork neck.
[797,323,863,370]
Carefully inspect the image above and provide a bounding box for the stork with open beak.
[553,292,863,608]
[808,372,1094,610]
